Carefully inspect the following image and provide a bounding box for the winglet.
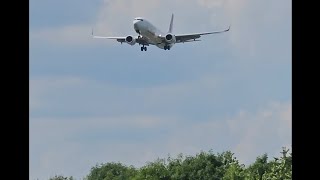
[168,13,174,33]
[91,28,94,36]
[226,25,231,32]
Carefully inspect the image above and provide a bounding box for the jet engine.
[165,33,176,44]
[125,36,136,45]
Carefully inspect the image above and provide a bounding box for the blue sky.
[30,0,291,179]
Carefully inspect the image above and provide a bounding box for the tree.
[49,147,292,180]
[85,162,137,180]
[49,175,74,180]
[245,153,270,179]
[262,147,292,180]
[167,151,228,179]
[133,158,170,180]
[221,152,246,180]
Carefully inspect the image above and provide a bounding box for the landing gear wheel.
[140,46,147,51]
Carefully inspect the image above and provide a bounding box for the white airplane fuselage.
[133,18,174,50]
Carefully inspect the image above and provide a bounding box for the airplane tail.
[168,13,174,33]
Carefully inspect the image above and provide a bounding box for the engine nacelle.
[125,36,136,45]
[165,33,176,44]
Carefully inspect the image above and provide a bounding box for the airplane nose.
[133,20,139,30]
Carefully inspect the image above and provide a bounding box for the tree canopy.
[48,147,292,180]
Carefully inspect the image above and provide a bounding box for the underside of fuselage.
[133,19,174,50]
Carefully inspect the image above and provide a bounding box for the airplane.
[92,14,230,51]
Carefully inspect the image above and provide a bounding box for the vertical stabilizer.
[168,13,174,33]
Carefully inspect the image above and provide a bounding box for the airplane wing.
[92,36,126,42]
[92,35,151,45]
[175,26,230,43]
[91,29,151,45]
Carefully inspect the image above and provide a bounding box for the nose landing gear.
[137,33,147,51]
[164,45,170,50]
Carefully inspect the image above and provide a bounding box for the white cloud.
[225,0,291,58]
[197,0,225,8]
[28,74,220,179]
[30,115,180,179]
[30,75,291,178]
[30,98,291,179]
[30,24,97,46]
[29,73,223,117]
[30,76,87,112]
[228,101,292,164]
[143,74,221,107]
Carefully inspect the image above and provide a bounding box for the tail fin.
[168,13,174,33]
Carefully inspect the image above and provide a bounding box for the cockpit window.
[135,18,143,21]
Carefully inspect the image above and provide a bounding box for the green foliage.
[172,151,226,180]
[167,151,225,180]
[133,158,170,180]
[244,147,292,180]
[222,152,246,180]
[49,175,74,180]
[133,150,247,180]
[51,147,292,180]
[245,153,270,179]
[85,162,137,180]
[262,147,292,180]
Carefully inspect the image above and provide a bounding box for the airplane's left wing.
[175,26,230,43]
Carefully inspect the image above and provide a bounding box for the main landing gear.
[141,46,147,51]
[164,45,171,50]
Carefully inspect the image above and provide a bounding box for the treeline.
[49,147,291,180]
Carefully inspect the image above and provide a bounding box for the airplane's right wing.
[92,36,127,43]
[91,29,151,45]
[93,35,151,46]
[175,26,230,43]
